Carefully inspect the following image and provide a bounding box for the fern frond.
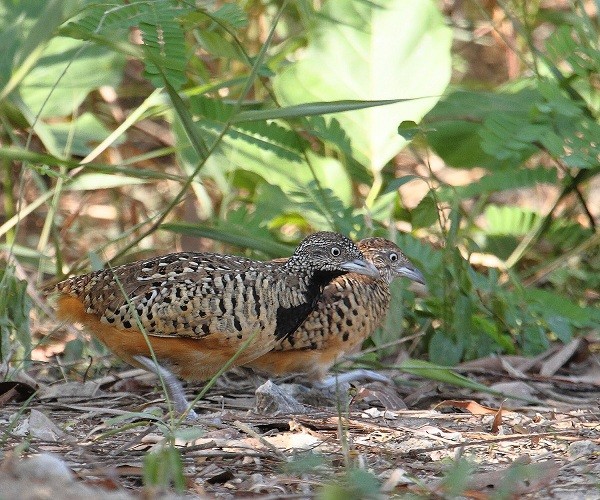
[211,3,249,29]
[190,96,305,162]
[485,205,539,236]
[63,0,190,90]
[440,167,557,200]
[305,116,353,157]
[287,181,361,233]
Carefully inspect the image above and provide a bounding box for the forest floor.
[1,337,599,499]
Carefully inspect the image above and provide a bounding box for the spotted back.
[50,231,377,346]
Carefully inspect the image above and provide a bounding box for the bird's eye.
[331,247,341,257]
[389,252,398,262]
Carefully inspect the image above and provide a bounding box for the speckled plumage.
[49,231,379,382]
[245,237,425,380]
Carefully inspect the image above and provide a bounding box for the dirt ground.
[1,338,599,499]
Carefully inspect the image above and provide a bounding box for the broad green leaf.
[546,316,572,343]
[47,112,125,157]
[526,288,598,325]
[0,0,77,98]
[411,192,439,229]
[20,36,125,118]
[428,331,463,366]
[274,0,451,172]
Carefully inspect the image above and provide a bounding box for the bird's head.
[358,237,425,285]
[288,231,379,278]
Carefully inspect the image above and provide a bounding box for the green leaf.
[485,205,539,236]
[193,29,245,61]
[0,266,32,365]
[233,98,418,123]
[374,279,408,347]
[439,167,557,201]
[399,359,494,392]
[210,3,248,29]
[140,11,188,90]
[47,112,126,157]
[382,175,420,194]
[526,288,597,325]
[62,1,189,91]
[411,192,438,229]
[393,232,442,274]
[287,180,360,232]
[424,88,541,169]
[304,116,353,157]
[428,331,463,366]
[397,120,420,140]
[480,114,548,162]
[161,222,294,257]
[274,0,451,172]
[0,0,74,99]
[546,316,572,343]
[19,37,125,119]
[174,110,353,208]
[143,446,185,493]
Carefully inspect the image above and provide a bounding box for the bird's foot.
[318,369,392,389]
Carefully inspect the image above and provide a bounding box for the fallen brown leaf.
[435,400,499,415]
[490,403,503,434]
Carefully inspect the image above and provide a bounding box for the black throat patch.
[274,269,345,340]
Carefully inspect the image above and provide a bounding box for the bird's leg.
[318,369,393,388]
[132,355,198,420]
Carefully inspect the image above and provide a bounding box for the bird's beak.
[398,264,425,285]
[340,259,380,278]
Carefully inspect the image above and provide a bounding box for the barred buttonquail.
[47,231,378,415]
[245,237,424,381]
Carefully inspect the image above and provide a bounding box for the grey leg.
[318,369,392,388]
[133,355,198,420]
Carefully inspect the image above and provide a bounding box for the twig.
[403,429,580,457]
[232,420,288,461]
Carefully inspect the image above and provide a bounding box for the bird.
[244,237,425,384]
[46,231,379,416]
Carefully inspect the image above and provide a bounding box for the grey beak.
[398,265,425,285]
[340,259,379,278]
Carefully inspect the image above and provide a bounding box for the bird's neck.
[274,268,345,341]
